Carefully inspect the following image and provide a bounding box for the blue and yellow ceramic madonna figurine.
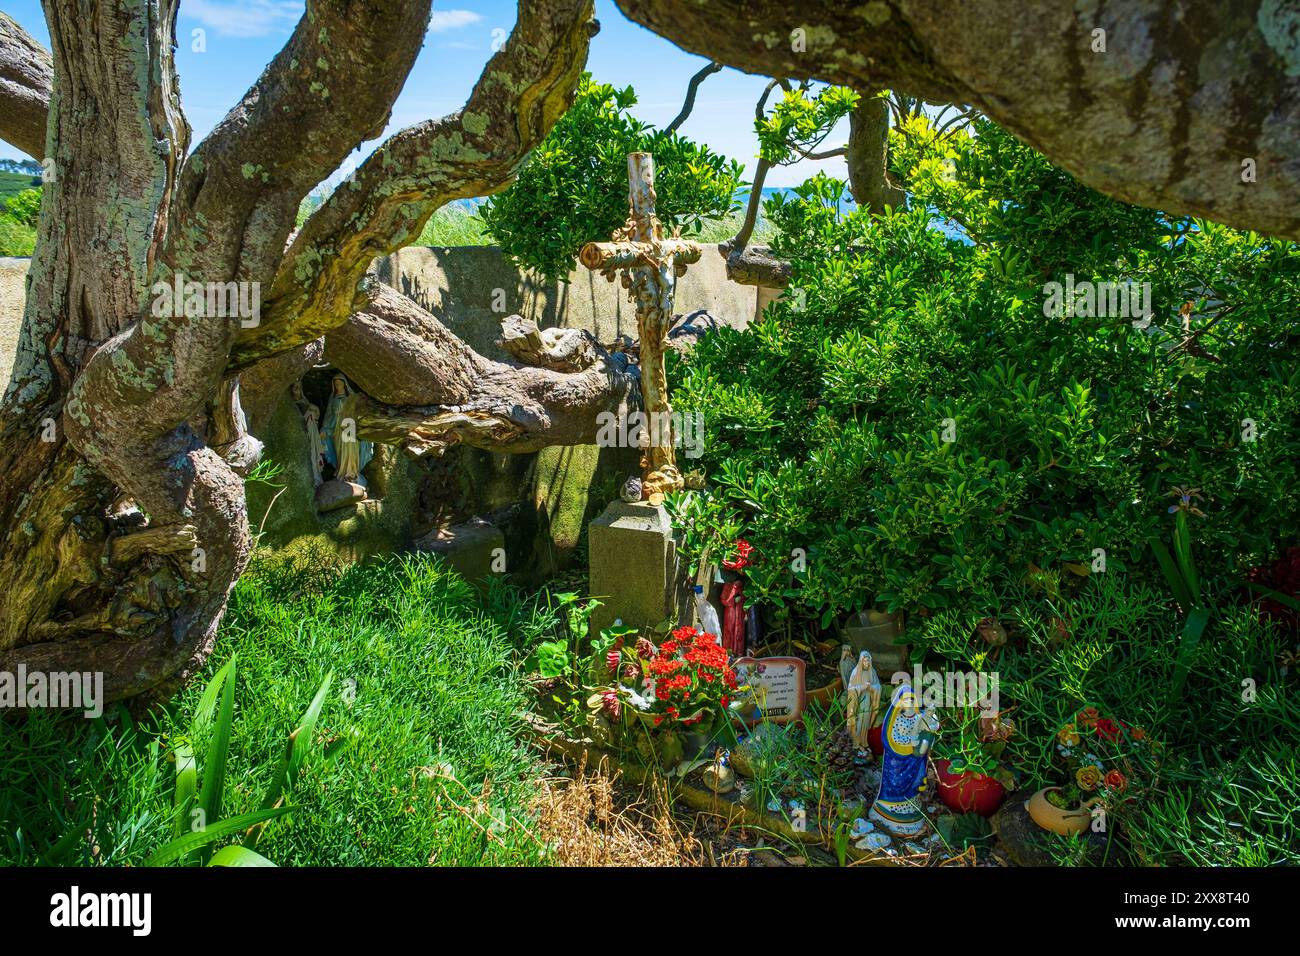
[869,680,939,836]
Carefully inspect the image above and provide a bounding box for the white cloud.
[429,10,483,33]
[182,1,302,39]
[179,3,480,41]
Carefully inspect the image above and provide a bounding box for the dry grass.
[530,755,716,866]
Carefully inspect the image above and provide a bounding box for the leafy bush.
[2,186,41,228]
[671,118,1300,621]
[0,216,35,256]
[480,75,743,281]
[911,574,1298,865]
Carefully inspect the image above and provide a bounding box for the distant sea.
[447,186,968,241]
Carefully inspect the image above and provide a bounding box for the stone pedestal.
[588,500,678,636]
[412,517,504,583]
[315,479,366,513]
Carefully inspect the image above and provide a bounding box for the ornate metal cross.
[580,152,702,502]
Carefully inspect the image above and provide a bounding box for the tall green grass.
[0,551,555,866]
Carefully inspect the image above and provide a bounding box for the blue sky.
[1,0,847,188]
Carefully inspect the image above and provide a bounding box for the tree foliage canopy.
[480,75,743,281]
[672,118,1300,620]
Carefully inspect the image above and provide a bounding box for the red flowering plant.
[1049,703,1158,815]
[637,625,742,736]
[721,538,754,572]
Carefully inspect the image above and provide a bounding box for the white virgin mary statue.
[321,374,373,484]
[291,381,325,487]
[845,650,881,751]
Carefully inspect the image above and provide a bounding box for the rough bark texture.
[847,93,905,214]
[327,281,636,457]
[0,13,51,161]
[722,244,793,289]
[0,0,604,704]
[617,0,1300,239]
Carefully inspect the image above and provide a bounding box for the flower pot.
[1025,787,1100,836]
[933,759,1007,817]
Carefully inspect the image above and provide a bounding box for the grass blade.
[192,656,234,740]
[1170,606,1210,700]
[1150,537,1193,609]
[144,806,290,867]
[172,741,197,840]
[198,654,237,863]
[289,671,333,780]
[1245,582,1300,613]
[209,844,277,867]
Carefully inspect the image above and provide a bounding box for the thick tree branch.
[617,0,1300,240]
[67,0,431,482]
[0,12,52,160]
[721,244,792,288]
[234,0,600,368]
[325,281,637,457]
[847,92,905,214]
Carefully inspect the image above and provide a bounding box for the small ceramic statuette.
[839,644,856,692]
[845,651,881,751]
[869,680,939,836]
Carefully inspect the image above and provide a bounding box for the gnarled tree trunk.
[0,0,614,705]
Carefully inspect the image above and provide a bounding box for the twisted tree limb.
[0,1,608,704]
[235,0,599,367]
[0,12,51,161]
[326,281,637,457]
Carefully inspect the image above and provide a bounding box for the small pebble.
[855,831,892,851]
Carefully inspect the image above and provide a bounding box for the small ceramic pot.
[1025,787,1100,836]
[933,758,1007,817]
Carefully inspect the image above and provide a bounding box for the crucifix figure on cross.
[580,152,702,504]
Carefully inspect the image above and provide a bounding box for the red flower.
[606,650,621,673]
[722,538,755,571]
[1104,769,1128,793]
[1095,718,1122,741]
[600,690,621,721]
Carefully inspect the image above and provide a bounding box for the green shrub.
[671,118,1300,620]
[480,75,743,281]
[0,216,35,256]
[911,576,1298,865]
[2,186,41,228]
